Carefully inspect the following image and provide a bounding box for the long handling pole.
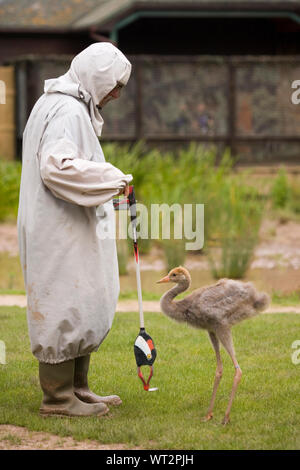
[132,223,145,330]
[128,186,145,330]
[114,186,157,391]
[131,205,157,391]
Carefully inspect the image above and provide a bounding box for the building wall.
[7,54,300,163]
[0,33,91,65]
[0,66,15,160]
[1,15,300,162]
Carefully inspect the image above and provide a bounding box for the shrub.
[116,239,129,275]
[271,167,290,209]
[104,142,264,278]
[0,159,21,222]
[289,181,300,215]
[205,174,264,279]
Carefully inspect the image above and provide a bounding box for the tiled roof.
[0,0,299,29]
[0,0,107,28]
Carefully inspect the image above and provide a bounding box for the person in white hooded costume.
[17,43,133,417]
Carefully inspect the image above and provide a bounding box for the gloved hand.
[118,183,130,197]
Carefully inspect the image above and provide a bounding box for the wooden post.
[228,60,236,158]
[0,66,16,160]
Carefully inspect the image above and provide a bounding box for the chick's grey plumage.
[158,266,270,424]
[166,277,269,330]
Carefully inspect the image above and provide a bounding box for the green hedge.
[0,159,21,222]
[2,145,297,279]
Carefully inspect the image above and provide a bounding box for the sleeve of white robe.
[39,108,133,207]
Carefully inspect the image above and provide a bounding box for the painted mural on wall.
[13,56,300,162]
[236,63,300,137]
[141,61,229,137]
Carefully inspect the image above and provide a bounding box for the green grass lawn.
[0,253,24,291]
[0,307,299,450]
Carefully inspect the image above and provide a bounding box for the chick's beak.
[156,275,170,284]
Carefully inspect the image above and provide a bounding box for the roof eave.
[1,1,300,34]
[0,26,88,34]
[72,1,300,31]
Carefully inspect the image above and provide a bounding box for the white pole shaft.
[132,223,144,329]
[135,257,144,329]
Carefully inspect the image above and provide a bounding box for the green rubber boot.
[74,355,122,406]
[39,360,109,417]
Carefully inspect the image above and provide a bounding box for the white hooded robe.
[17,43,132,363]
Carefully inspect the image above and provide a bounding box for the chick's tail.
[253,291,270,311]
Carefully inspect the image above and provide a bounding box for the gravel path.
[0,295,299,314]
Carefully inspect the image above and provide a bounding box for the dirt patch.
[0,424,139,450]
[0,295,27,307]
[125,219,300,272]
[2,219,300,271]
[251,219,300,270]
[0,224,19,256]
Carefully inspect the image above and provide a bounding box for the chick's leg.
[202,331,223,422]
[216,328,242,425]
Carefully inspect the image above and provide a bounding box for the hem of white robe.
[32,319,114,364]
[33,331,111,364]
[35,348,98,364]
